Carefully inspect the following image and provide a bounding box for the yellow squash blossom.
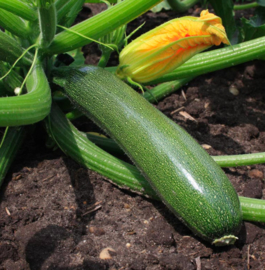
[116,10,229,83]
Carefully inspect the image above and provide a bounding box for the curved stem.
[234,2,259,10]
[0,62,52,127]
[98,50,112,68]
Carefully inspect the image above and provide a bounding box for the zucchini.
[52,65,242,245]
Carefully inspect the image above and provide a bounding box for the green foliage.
[240,7,265,41]
[151,1,172,12]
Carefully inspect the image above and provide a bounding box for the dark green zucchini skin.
[52,66,242,245]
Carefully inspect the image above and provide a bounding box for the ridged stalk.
[0,126,27,187]
[143,77,192,103]
[0,62,52,127]
[240,197,265,223]
[47,0,163,55]
[0,0,37,21]
[48,104,265,223]
[147,37,265,85]
[0,9,30,39]
[37,0,57,48]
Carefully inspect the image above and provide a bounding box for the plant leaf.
[257,0,265,7]
[151,0,171,13]
[240,7,265,41]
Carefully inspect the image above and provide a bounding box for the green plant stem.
[47,0,163,55]
[0,9,30,39]
[147,37,265,85]
[234,2,259,10]
[213,152,265,167]
[0,0,37,21]
[98,50,112,68]
[0,61,52,127]
[37,0,57,48]
[143,77,193,103]
[47,104,265,223]
[240,196,265,223]
[167,0,199,12]
[0,126,27,187]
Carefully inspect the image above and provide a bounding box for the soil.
[1,3,265,270]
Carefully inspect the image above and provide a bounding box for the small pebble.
[126,243,131,248]
[99,247,116,260]
[89,226,105,236]
[201,144,212,150]
[248,169,264,179]
[229,85,239,95]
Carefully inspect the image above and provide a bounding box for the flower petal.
[117,10,229,83]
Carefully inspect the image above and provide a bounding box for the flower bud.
[116,10,229,83]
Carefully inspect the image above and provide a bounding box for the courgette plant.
[0,0,265,245]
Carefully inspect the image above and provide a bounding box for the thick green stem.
[0,0,37,21]
[0,126,27,187]
[147,37,265,85]
[0,62,52,127]
[234,2,259,10]
[37,0,57,48]
[98,50,112,68]
[143,77,193,103]
[47,0,163,55]
[213,153,265,167]
[240,196,265,223]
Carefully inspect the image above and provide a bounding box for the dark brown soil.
[1,4,265,270]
